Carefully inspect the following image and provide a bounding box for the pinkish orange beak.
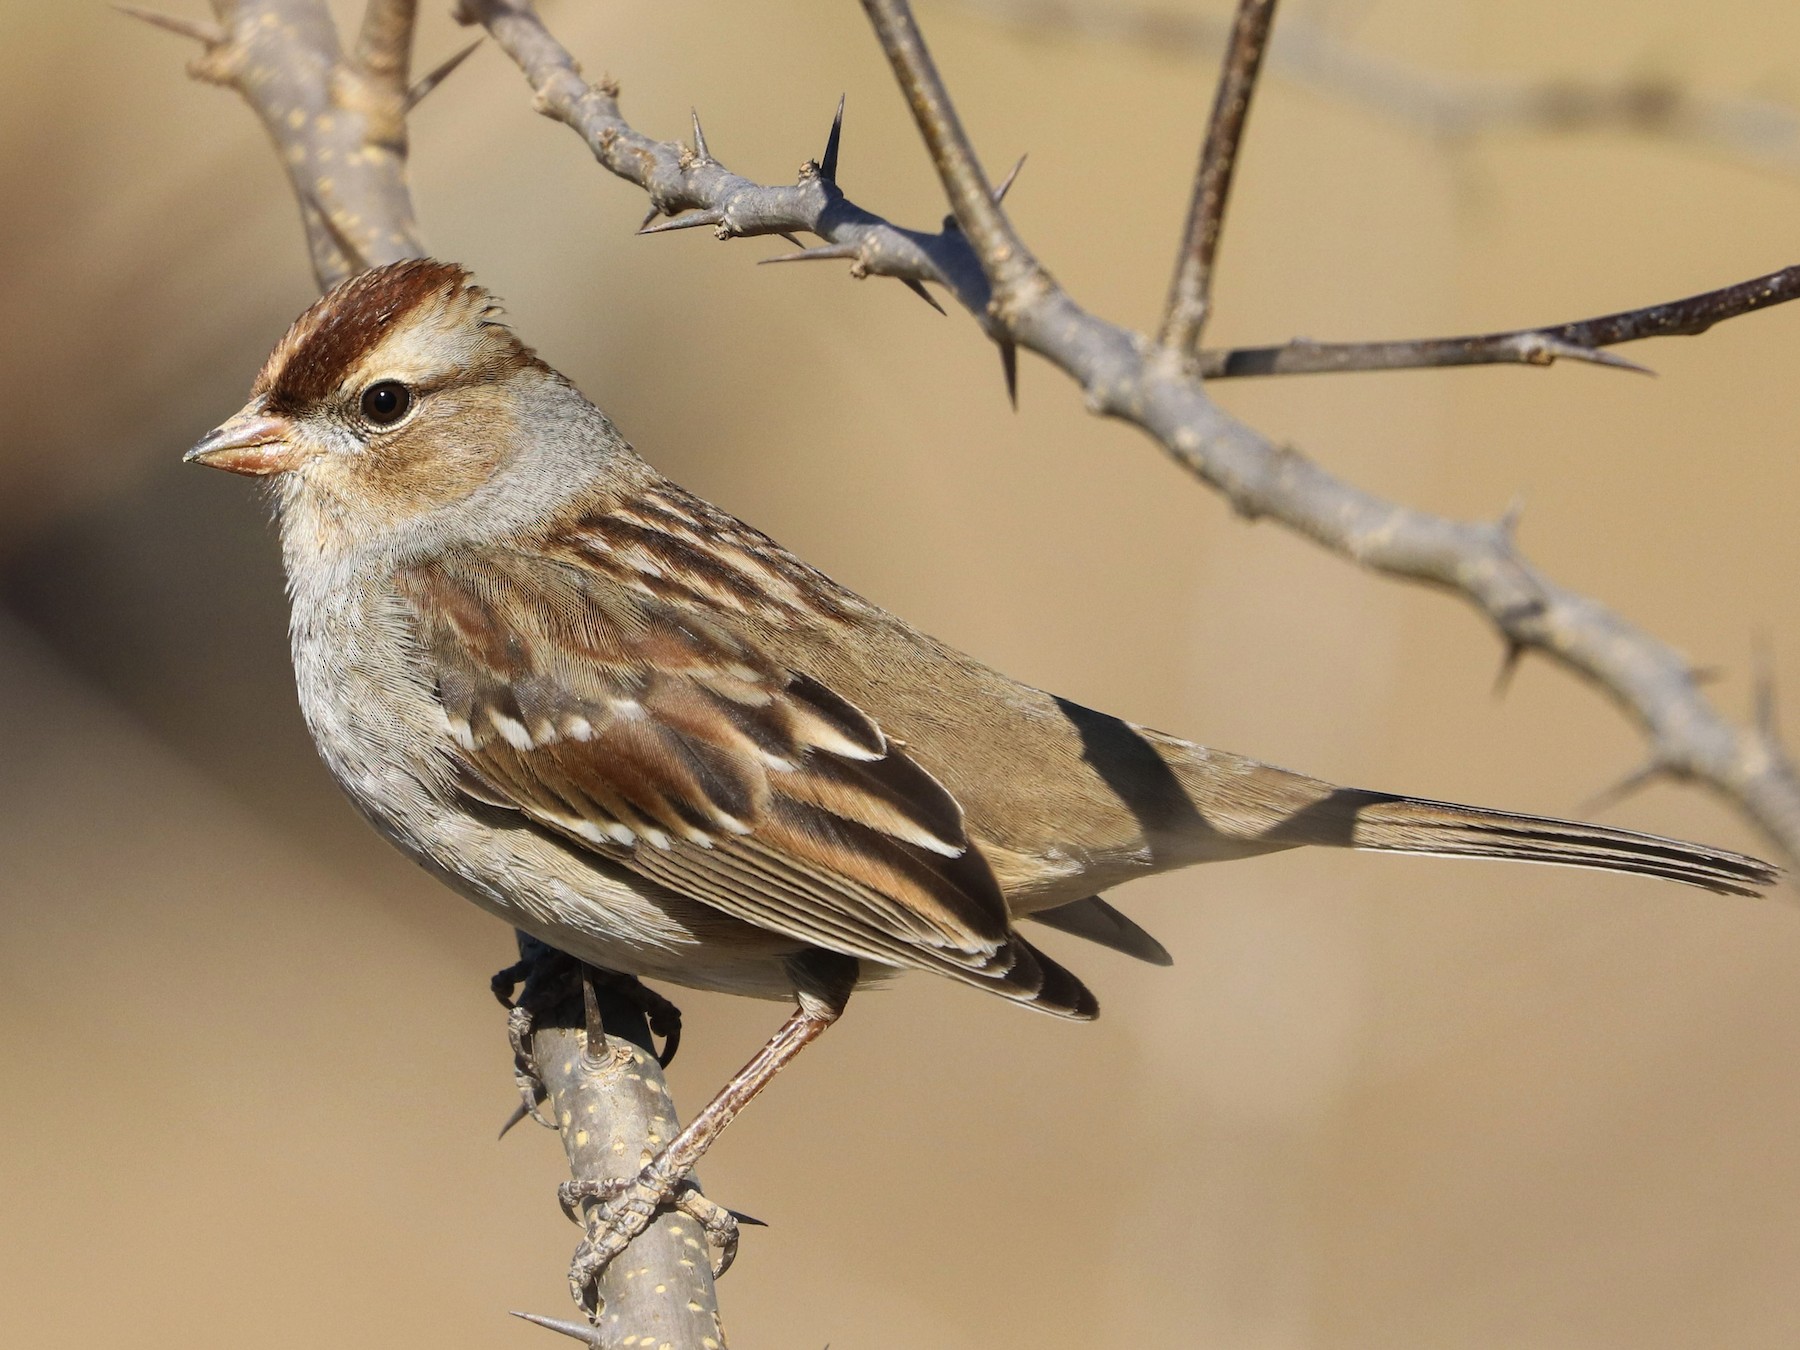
[184,407,301,476]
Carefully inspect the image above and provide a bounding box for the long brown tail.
[1310,790,1778,897]
[1139,730,1780,897]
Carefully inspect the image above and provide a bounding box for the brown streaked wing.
[394,547,1024,981]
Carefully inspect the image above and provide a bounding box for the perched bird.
[188,258,1778,1303]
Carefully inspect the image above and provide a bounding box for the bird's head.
[187,259,608,543]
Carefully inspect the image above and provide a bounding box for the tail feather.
[1308,790,1778,898]
[1138,731,1779,898]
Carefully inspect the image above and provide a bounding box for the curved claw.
[507,1006,556,1131]
[562,1178,659,1317]
[673,1188,741,1278]
[559,1174,745,1314]
[557,1176,627,1226]
[567,1237,608,1320]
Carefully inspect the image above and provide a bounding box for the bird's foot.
[492,940,686,1137]
[615,978,684,1069]
[559,1173,740,1316]
[492,940,582,1134]
[501,1004,556,1134]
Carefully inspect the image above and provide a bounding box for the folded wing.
[396,547,1097,1018]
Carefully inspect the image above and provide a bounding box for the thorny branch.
[457,0,1799,383]
[127,1,720,1341]
[121,0,422,287]
[960,0,1800,181]
[1196,264,1800,378]
[512,976,728,1348]
[453,0,999,322]
[354,0,419,98]
[455,0,1800,858]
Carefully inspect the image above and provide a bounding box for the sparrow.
[187,258,1779,1307]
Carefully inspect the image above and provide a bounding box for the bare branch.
[1160,0,1279,355]
[126,0,422,286]
[961,0,1800,180]
[857,0,1033,297]
[353,0,417,102]
[462,0,1800,859]
[1202,330,1650,379]
[1198,264,1800,378]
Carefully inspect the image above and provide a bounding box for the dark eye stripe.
[262,260,473,409]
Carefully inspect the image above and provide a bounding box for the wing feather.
[395,546,1091,1008]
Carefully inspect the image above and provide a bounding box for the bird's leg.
[563,951,854,1318]
[564,1003,836,1308]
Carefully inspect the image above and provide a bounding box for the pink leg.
[563,983,847,1317]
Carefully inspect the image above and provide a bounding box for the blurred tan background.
[5,0,1800,1345]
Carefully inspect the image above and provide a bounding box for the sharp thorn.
[1535,335,1654,375]
[690,107,711,161]
[993,153,1027,203]
[405,38,481,111]
[1579,761,1666,816]
[759,242,860,265]
[779,231,806,248]
[638,204,661,232]
[497,1104,530,1140]
[580,968,604,1054]
[728,1208,769,1228]
[1496,493,1526,542]
[511,1311,607,1347]
[1585,348,1655,375]
[1493,638,1528,697]
[1000,341,1019,410]
[820,93,846,182]
[901,277,947,315]
[637,209,723,235]
[114,4,225,44]
[1572,349,1654,375]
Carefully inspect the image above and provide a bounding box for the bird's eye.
[359,380,413,427]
